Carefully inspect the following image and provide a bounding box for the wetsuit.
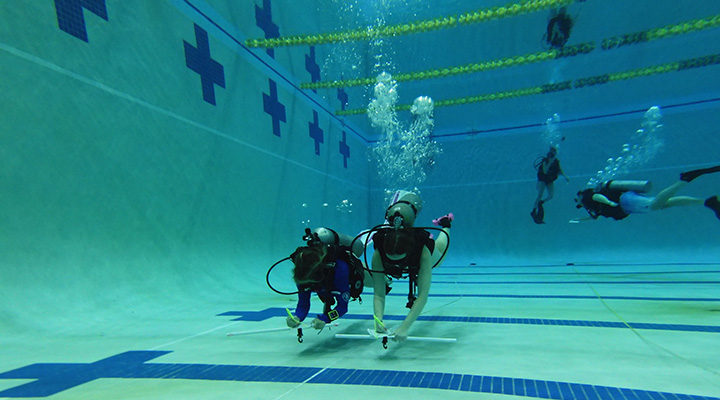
[537,158,561,184]
[294,258,351,323]
[372,228,435,278]
[579,188,629,220]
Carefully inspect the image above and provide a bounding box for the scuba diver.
[283,227,369,332]
[532,146,569,224]
[367,191,453,342]
[544,7,574,49]
[573,166,720,223]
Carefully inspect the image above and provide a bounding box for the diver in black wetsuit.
[532,146,569,224]
[370,191,453,342]
[544,7,574,49]
[572,166,720,222]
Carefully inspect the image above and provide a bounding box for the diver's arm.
[559,164,569,181]
[316,260,350,324]
[393,247,432,341]
[371,251,387,331]
[287,290,310,327]
[592,193,618,207]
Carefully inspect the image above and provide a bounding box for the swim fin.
[680,165,720,182]
[705,196,720,220]
[531,202,545,224]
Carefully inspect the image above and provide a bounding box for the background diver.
[532,146,569,224]
[544,7,574,49]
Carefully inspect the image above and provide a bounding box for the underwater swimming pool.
[1,1,719,399]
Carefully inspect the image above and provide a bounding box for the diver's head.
[547,146,558,158]
[383,229,416,260]
[291,245,328,286]
[385,201,418,228]
[575,189,593,208]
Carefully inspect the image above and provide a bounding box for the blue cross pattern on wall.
[309,111,324,155]
[54,0,108,42]
[254,0,279,58]
[305,46,321,92]
[184,23,226,106]
[263,79,286,137]
[338,89,351,168]
[339,131,351,168]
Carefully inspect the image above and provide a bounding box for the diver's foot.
[433,212,454,228]
[680,165,720,182]
[705,196,720,220]
[531,209,545,224]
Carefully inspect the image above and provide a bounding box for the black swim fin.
[531,205,545,224]
[536,201,546,224]
[680,165,720,182]
[705,196,720,220]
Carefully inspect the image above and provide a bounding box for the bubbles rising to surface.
[587,106,665,188]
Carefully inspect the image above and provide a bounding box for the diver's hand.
[392,328,408,342]
[374,319,387,334]
[310,318,326,331]
[286,315,301,328]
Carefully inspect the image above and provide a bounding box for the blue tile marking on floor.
[254,0,278,58]
[433,280,720,285]
[339,131,350,168]
[420,293,720,302]
[54,0,108,42]
[2,351,718,399]
[218,308,720,333]
[433,269,720,276]
[263,79,286,137]
[309,110,324,155]
[183,23,225,105]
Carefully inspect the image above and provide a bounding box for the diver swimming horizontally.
[573,166,720,223]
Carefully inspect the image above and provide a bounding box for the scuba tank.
[603,180,652,193]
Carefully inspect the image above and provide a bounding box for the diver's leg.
[662,196,705,209]
[534,182,546,208]
[542,181,555,203]
[431,214,453,266]
[650,181,687,210]
[432,227,451,266]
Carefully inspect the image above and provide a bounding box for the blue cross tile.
[0,351,170,397]
[216,308,286,321]
[305,46,321,93]
[308,111,324,155]
[255,0,279,58]
[54,0,108,42]
[184,23,226,106]
[339,131,350,168]
[263,79,286,137]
